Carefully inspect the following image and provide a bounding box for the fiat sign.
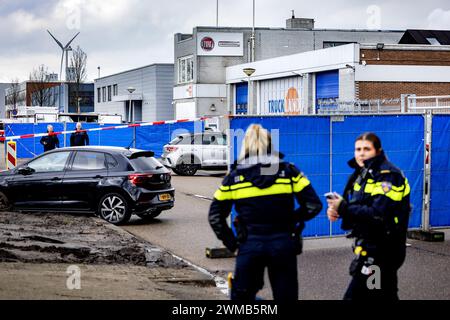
[201,37,215,51]
[197,32,243,56]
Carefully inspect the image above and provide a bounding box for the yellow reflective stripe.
[367,179,375,183]
[230,182,253,190]
[371,186,404,201]
[364,182,376,193]
[404,179,411,197]
[292,176,311,193]
[231,183,294,200]
[214,188,233,201]
[220,185,230,191]
[394,217,399,224]
[353,183,361,192]
[239,175,244,182]
[292,174,302,183]
[276,178,291,184]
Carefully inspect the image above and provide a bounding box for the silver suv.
[161,132,228,176]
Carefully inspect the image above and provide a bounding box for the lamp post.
[77,97,82,114]
[127,87,136,123]
[243,68,256,115]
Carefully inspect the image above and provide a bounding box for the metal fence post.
[422,111,432,232]
[133,126,137,149]
[63,122,67,147]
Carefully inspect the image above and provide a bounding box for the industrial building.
[94,64,174,123]
[173,15,405,119]
[225,42,450,115]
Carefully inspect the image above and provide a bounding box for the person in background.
[70,122,89,147]
[40,125,59,152]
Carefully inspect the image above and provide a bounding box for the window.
[426,38,441,45]
[107,86,112,101]
[102,87,106,102]
[105,154,119,169]
[72,152,106,171]
[129,156,162,171]
[177,55,194,84]
[28,152,71,173]
[97,88,101,103]
[113,84,118,96]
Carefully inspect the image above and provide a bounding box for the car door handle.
[94,175,103,179]
[51,177,62,181]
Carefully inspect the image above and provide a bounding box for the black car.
[0,146,174,225]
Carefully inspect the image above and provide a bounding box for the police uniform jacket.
[208,153,323,252]
[338,151,411,262]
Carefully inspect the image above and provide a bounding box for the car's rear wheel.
[175,156,199,176]
[136,209,162,221]
[0,192,11,211]
[98,193,131,225]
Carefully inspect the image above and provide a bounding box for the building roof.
[399,29,450,45]
[94,63,174,81]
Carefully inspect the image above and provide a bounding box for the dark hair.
[356,132,382,153]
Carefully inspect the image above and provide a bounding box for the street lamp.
[127,87,136,123]
[77,97,82,114]
[243,68,256,115]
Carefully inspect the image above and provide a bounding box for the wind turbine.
[47,30,80,81]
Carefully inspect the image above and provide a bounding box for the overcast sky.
[1,0,449,83]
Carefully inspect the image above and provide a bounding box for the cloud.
[1,0,450,83]
[427,8,450,29]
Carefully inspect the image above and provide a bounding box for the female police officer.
[209,124,322,301]
[327,132,411,300]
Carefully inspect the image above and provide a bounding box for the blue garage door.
[235,83,248,115]
[316,70,339,111]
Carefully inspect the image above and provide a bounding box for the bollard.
[6,141,17,170]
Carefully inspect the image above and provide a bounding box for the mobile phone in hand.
[324,192,338,200]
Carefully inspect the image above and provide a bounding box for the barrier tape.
[0,117,212,142]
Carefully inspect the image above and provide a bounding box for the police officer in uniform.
[209,124,322,301]
[40,125,60,152]
[327,132,411,300]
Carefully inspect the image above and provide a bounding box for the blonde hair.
[239,124,272,161]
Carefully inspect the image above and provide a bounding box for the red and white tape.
[0,117,212,142]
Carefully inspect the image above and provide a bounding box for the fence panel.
[230,116,331,237]
[230,115,425,237]
[430,115,450,227]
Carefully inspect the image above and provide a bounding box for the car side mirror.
[17,166,35,176]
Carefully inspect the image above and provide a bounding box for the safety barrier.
[230,115,425,237]
[2,118,206,159]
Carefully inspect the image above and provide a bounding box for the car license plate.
[158,194,172,201]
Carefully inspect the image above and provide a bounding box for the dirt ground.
[0,211,226,300]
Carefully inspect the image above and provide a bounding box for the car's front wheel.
[136,209,162,221]
[98,193,131,225]
[0,192,11,211]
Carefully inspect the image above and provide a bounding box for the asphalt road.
[122,171,450,300]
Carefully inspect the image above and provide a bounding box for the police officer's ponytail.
[356,132,383,154]
[239,124,272,161]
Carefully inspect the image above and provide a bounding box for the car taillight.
[165,146,178,153]
[128,173,153,186]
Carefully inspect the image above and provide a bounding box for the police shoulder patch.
[380,170,391,174]
[381,181,392,193]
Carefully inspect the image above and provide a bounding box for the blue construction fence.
[4,121,204,159]
[430,115,450,228]
[230,115,426,237]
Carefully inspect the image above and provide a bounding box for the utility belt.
[349,239,378,276]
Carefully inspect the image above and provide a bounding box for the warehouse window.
[97,88,101,103]
[107,86,112,101]
[102,87,106,102]
[113,84,118,96]
[177,55,194,84]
